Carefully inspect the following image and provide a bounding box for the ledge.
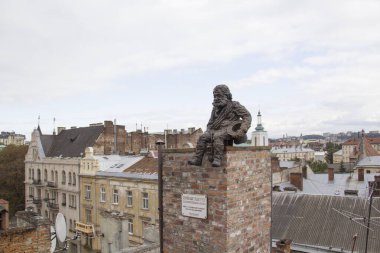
[162,146,270,153]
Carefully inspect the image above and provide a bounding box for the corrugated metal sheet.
[273,193,380,253]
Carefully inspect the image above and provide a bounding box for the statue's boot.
[188,142,206,166]
[212,144,224,167]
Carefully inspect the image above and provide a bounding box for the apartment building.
[24,120,126,253]
[77,147,158,252]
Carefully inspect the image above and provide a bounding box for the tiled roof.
[272,193,380,253]
[343,137,380,145]
[125,156,158,174]
[42,125,104,157]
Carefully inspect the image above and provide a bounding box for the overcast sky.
[1,0,380,140]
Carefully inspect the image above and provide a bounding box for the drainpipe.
[156,139,165,253]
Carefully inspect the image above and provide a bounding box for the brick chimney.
[271,157,280,173]
[302,165,307,179]
[358,168,364,181]
[290,172,303,191]
[275,239,292,253]
[328,167,334,181]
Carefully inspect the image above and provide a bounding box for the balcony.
[32,179,42,185]
[47,181,57,188]
[75,221,95,234]
[32,198,42,205]
[47,202,59,210]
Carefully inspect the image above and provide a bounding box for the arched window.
[29,168,31,179]
[51,171,54,181]
[72,173,76,186]
[68,172,72,185]
[55,171,58,184]
[44,169,47,182]
[62,171,66,184]
[37,169,41,181]
[32,169,35,179]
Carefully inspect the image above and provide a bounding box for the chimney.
[275,239,292,253]
[57,127,66,134]
[290,173,303,191]
[358,168,364,181]
[180,129,185,134]
[271,157,280,173]
[328,167,334,181]
[302,166,307,179]
[188,127,195,134]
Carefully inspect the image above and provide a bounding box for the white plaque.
[181,194,207,219]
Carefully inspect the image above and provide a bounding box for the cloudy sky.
[1,0,380,139]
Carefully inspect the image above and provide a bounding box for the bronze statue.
[188,84,252,167]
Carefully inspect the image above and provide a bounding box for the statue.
[188,84,252,167]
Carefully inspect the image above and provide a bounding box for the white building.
[251,111,268,147]
[25,121,126,253]
[271,146,315,161]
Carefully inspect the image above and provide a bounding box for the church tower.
[251,110,268,147]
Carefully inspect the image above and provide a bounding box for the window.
[100,187,106,202]
[51,171,54,181]
[127,191,133,207]
[142,192,149,209]
[86,209,92,223]
[29,187,34,197]
[55,171,58,184]
[69,194,76,208]
[69,219,73,230]
[85,185,91,200]
[44,169,47,182]
[62,171,66,184]
[72,173,76,186]
[128,219,134,234]
[68,172,72,184]
[62,193,66,206]
[113,189,119,204]
[32,169,35,179]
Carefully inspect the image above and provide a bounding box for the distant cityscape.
[1,112,380,252]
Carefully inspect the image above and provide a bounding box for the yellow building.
[77,147,158,252]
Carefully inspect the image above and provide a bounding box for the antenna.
[55,213,67,243]
[50,226,57,253]
[53,117,56,135]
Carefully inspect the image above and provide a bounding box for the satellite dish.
[50,226,57,253]
[55,213,67,243]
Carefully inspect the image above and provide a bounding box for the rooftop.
[272,193,380,253]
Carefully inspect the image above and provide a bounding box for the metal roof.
[357,156,380,167]
[275,169,380,197]
[94,155,144,173]
[272,193,380,253]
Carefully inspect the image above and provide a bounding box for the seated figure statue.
[188,84,252,167]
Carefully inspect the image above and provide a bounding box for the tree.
[325,142,342,164]
[309,160,328,173]
[0,144,28,217]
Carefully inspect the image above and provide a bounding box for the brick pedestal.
[162,146,271,253]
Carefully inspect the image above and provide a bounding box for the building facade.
[271,146,315,162]
[342,136,380,163]
[126,127,202,154]
[77,148,158,252]
[24,120,126,253]
[0,131,26,146]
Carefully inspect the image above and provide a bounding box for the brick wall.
[162,146,271,253]
[0,211,50,253]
